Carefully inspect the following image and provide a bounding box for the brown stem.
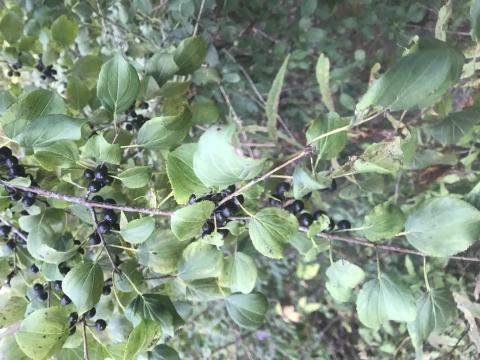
[0,181,172,217]
[316,232,480,263]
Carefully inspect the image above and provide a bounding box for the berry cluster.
[189,185,243,238]
[269,181,351,231]
[0,147,37,207]
[35,56,57,81]
[84,165,113,193]
[67,308,107,335]
[0,225,16,252]
[124,103,150,131]
[88,196,119,242]
[7,60,22,77]
[32,282,49,301]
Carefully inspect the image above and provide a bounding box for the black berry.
[95,319,107,331]
[0,147,12,157]
[91,195,104,203]
[87,181,102,193]
[33,283,44,294]
[83,169,95,180]
[58,264,71,276]
[103,210,118,223]
[5,240,15,250]
[276,182,291,195]
[286,200,304,214]
[97,221,111,234]
[88,232,101,245]
[68,312,78,324]
[218,229,229,238]
[220,201,238,218]
[52,280,62,291]
[225,184,236,194]
[94,165,108,181]
[102,285,111,295]
[39,292,48,301]
[235,195,245,204]
[202,221,214,235]
[103,198,116,205]
[0,225,11,237]
[188,194,197,205]
[5,156,18,168]
[22,196,35,207]
[69,326,76,335]
[214,212,227,227]
[84,307,96,319]
[60,295,71,305]
[269,197,282,207]
[337,220,351,230]
[313,210,327,220]
[29,264,39,273]
[298,212,314,227]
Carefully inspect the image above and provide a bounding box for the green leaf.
[191,96,220,124]
[120,217,155,244]
[178,242,223,281]
[357,38,464,111]
[0,296,27,329]
[471,0,480,41]
[193,125,265,187]
[225,292,268,329]
[248,207,299,259]
[166,144,208,204]
[173,36,206,75]
[315,53,335,112]
[158,81,191,98]
[66,76,91,110]
[62,261,104,314]
[34,141,79,170]
[114,259,144,293]
[27,226,78,264]
[138,231,186,274]
[405,197,480,257]
[0,12,23,44]
[219,252,257,294]
[16,115,84,148]
[125,294,183,336]
[407,288,456,349]
[292,165,331,199]
[424,107,480,145]
[171,201,215,241]
[117,166,151,189]
[306,112,349,160]
[51,15,78,46]
[1,89,66,139]
[326,260,365,302]
[146,52,178,87]
[186,279,226,301]
[82,133,122,165]
[124,320,161,360]
[149,344,180,360]
[266,54,290,140]
[362,201,405,242]
[0,335,29,360]
[137,111,192,150]
[97,54,140,113]
[15,306,69,360]
[356,274,416,329]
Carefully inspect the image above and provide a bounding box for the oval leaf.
[225,292,268,329]
[97,54,140,113]
[356,274,416,329]
[326,259,365,303]
[62,261,104,314]
[405,197,480,257]
[178,242,223,281]
[248,207,299,259]
[117,166,152,189]
[120,217,155,244]
[171,201,215,241]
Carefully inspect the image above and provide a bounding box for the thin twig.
[316,232,480,262]
[218,147,312,206]
[193,0,206,36]
[0,181,172,216]
[88,207,119,273]
[82,321,90,360]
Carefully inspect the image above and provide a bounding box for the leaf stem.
[376,247,381,279]
[237,202,254,218]
[328,240,334,265]
[423,256,431,291]
[82,321,90,360]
